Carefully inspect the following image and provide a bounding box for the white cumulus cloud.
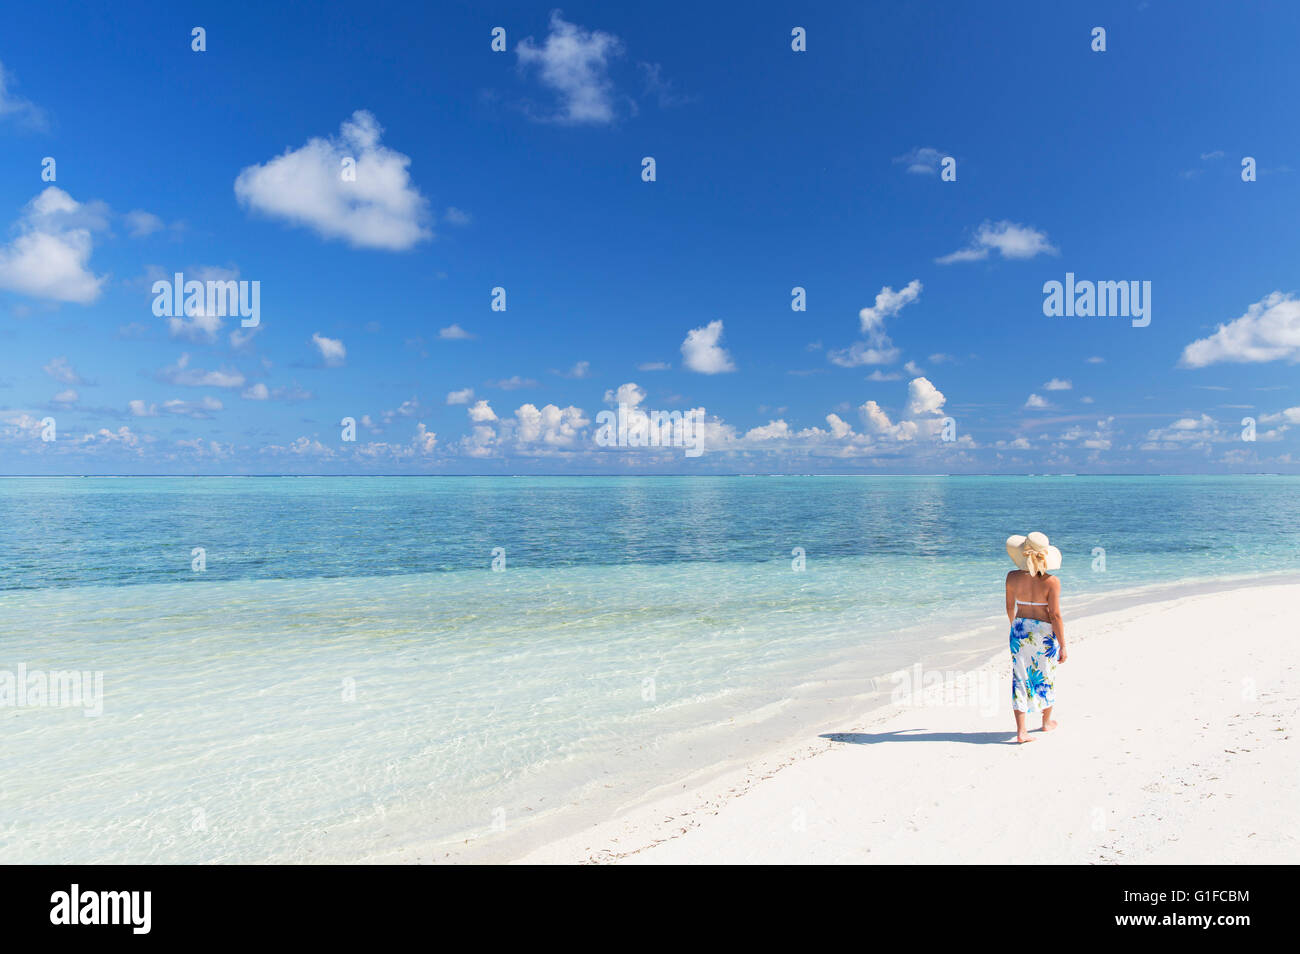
[234,111,431,250]
[681,320,736,374]
[856,376,950,442]
[0,187,108,303]
[904,376,946,417]
[604,382,646,407]
[1179,292,1300,367]
[829,280,921,367]
[514,403,589,446]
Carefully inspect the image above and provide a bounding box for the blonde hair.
[1023,546,1049,577]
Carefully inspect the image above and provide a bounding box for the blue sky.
[2,0,1298,474]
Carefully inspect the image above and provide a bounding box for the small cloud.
[1025,393,1050,409]
[1180,151,1228,180]
[637,361,670,371]
[124,210,166,238]
[936,220,1057,264]
[1043,378,1072,391]
[516,13,624,125]
[828,280,920,367]
[638,62,691,108]
[160,396,223,418]
[439,323,475,340]
[441,207,471,226]
[1085,356,1105,364]
[488,375,537,390]
[829,343,898,368]
[446,387,474,405]
[311,333,346,367]
[604,382,645,406]
[240,382,311,402]
[413,422,437,454]
[43,355,85,385]
[130,396,222,419]
[859,280,922,335]
[381,397,425,422]
[51,388,78,405]
[155,353,245,389]
[867,370,901,382]
[0,59,47,130]
[468,399,498,422]
[893,146,948,175]
[230,325,261,350]
[166,309,224,343]
[555,360,590,379]
[681,319,736,374]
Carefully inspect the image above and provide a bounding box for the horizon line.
[0,473,1292,479]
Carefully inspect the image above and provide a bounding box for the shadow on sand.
[820,729,1016,746]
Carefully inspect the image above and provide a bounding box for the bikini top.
[1014,599,1048,608]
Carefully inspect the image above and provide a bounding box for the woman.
[1004,532,1068,743]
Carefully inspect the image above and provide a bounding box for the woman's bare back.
[1006,569,1057,622]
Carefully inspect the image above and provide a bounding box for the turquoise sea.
[2,475,1299,862]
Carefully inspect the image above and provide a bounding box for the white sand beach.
[516,581,1299,864]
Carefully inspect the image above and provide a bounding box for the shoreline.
[504,574,1299,865]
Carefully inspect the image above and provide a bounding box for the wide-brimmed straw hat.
[1005,531,1061,571]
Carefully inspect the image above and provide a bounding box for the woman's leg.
[1039,626,1059,730]
[1010,622,1035,742]
[1014,709,1035,743]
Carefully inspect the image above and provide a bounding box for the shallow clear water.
[2,475,1298,862]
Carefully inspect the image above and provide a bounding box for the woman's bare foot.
[1015,732,1036,743]
[1040,719,1059,732]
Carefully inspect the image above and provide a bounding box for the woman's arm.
[1005,571,1016,624]
[1046,576,1067,662]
